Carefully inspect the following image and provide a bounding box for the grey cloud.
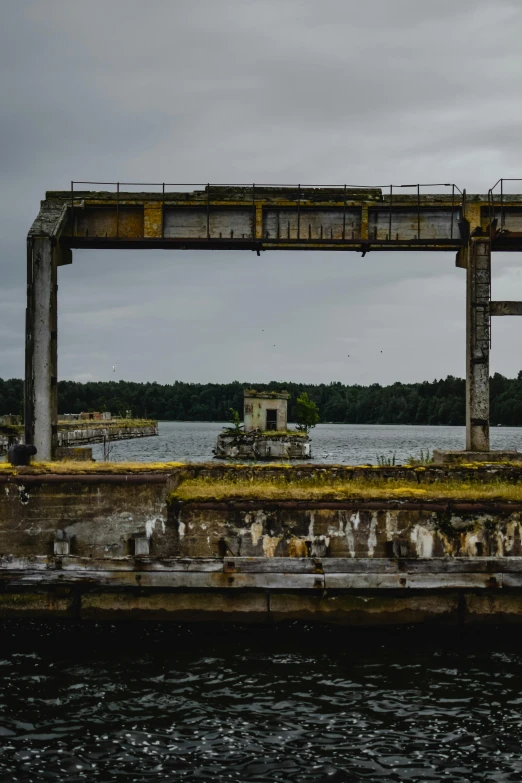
[1,0,522,386]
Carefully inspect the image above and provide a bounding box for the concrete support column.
[25,237,57,460]
[466,238,491,451]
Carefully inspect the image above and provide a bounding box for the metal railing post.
[388,184,393,240]
[116,182,120,238]
[207,183,210,241]
[297,184,301,240]
[342,184,346,241]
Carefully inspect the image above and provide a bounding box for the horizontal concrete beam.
[28,188,469,253]
[490,301,522,316]
[29,189,522,252]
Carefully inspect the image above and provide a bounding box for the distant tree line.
[0,373,521,426]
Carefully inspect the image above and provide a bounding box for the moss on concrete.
[169,475,522,503]
[0,460,184,475]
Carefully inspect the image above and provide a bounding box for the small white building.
[243,390,289,432]
[214,389,311,460]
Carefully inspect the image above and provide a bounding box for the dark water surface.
[92,422,522,464]
[2,622,522,782]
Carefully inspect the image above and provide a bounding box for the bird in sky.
[112,364,118,373]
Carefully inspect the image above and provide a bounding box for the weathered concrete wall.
[168,502,522,560]
[0,474,174,558]
[214,432,310,460]
[244,392,288,432]
[2,466,522,623]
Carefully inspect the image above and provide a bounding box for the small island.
[214,389,313,460]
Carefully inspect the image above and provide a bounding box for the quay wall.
[0,422,158,453]
[2,464,522,624]
[56,423,158,446]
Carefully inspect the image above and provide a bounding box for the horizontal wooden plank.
[403,558,522,573]
[500,574,522,588]
[323,558,522,574]
[61,557,225,573]
[0,570,324,590]
[224,557,319,573]
[0,567,512,590]
[326,572,502,589]
[3,557,522,577]
[322,559,398,573]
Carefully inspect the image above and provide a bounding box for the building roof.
[244,389,290,400]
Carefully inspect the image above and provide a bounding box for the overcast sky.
[2,0,522,386]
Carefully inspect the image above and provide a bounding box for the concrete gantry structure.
[26,181,522,459]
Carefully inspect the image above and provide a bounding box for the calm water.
[7,425,522,781]
[92,421,522,464]
[2,623,522,782]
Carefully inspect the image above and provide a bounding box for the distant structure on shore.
[60,412,112,422]
[214,389,311,460]
[0,415,21,426]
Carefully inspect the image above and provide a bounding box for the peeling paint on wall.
[367,514,378,557]
[344,513,356,558]
[145,517,166,538]
[262,535,282,558]
[410,525,434,558]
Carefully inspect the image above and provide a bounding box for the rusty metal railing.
[488,179,522,232]
[68,181,463,243]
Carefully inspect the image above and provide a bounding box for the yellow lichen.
[169,475,522,503]
[0,460,184,475]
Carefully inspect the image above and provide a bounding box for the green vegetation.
[226,408,243,432]
[377,449,433,467]
[376,453,397,466]
[295,392,320,433]
[0,371,521,425]
[409,449,434,466]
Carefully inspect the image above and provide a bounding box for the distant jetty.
[0,415,158,457]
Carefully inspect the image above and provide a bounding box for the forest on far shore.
[1,373,522,426]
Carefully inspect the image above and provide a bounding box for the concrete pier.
[3,463,522,624]
[0,421,158,456]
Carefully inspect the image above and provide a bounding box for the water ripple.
[2,623,522,782]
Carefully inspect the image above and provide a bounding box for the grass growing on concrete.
[0,461,184,475]
[57,419,157,429]
[170,475,522,502]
